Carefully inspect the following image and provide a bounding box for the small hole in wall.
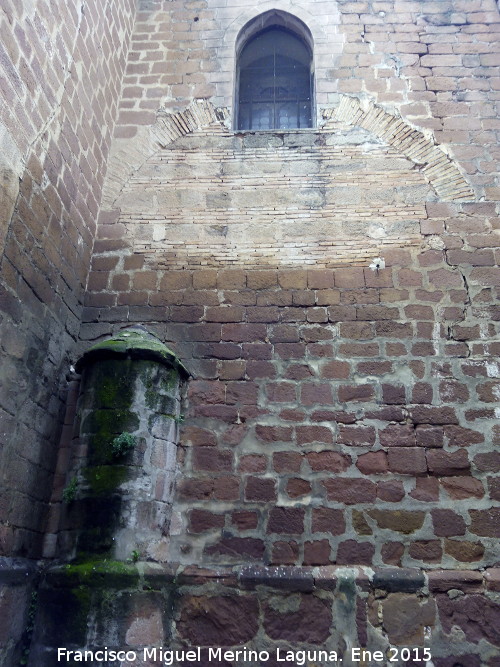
[194,16,199,21]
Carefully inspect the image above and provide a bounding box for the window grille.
[237,27,313,131]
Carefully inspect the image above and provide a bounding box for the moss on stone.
[93,359,135,409]
[83,465,129,496]
[76,327,189,377]
[50,559,140,589]
[83,408,139,465]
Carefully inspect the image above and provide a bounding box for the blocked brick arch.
[103,97,474,212]
[325,96,475,202]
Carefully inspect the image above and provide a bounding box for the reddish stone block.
[274,343,306,359]
[358,361,393,376]
[247,306,280,323]
[377,480,405,502]
[238,455,267,473]
[221,323,267,342]
[177,594,258,645]
[213,476,240,501]
[328,305,357,321]
[320,360,351,379]
[409,540,442,563]
[273,451,302,473]
[204,537,264,560]
[381,384,405,404]
[285,364,314,380]
[339,342,380,356]
[387,448,427,475]
[415,425,443,448]
[477,381,500,403]
[439,380,470,403]
[409,406,458,424]
[473,452,500,472]
[306,451,351,473]
[303,540,332,565]
[231,511,259,530]
[286,478,311,498]
[336,540,375,565]
[188,509,225,533]
[338,424,376,446]
[255,425,293,443]
[426,448,470,476]
[218,360,246,380]
[356,451,388,475]
[267,507,305,534]
[441,476,484,499]
[379,424,415,448]
[410,477,439,502]
[469,509,500,537]
[300,383,334,405]
[192,448,233,472]
[338,384,375,402]
[268,324,299,343]
[339,322,375,339]
[296,425,333,444]
[271,540,299,565]
[381,542,404,566]
[323,478,376,504]
[177,477,214,500]
[445,539,484,563]
[225,382,258,406]
[311,508,345,535]
[263,595,331,643]
[181,426,217,447]
[246,361,276,380]
[436,594,500,646]
[380,594,435,646]
[375,321,412,338]
[244,476,277,502]
[280,408,306,422]
[205,306,244,323]
[431,509,466,537]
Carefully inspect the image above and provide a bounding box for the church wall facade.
[1,0,500,663]
[76,0,500,660]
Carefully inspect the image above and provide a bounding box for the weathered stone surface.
[323,478,376,504]
[381,594,435,645]
[469,509,500,537]
[177,595,259,645]
[431,509,466,537]
[336,540,375,565]
[367,510,425,534]
[263,595,331,643]
[444,539,484,563]
[441,476,484,499]
[437,595,500,646]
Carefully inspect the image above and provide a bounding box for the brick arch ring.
[101,97,474,209]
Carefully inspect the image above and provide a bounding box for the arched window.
[236,25,314,131]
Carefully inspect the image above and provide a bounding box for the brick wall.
[0,0,136,558]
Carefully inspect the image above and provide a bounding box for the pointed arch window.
[236,26,314,131]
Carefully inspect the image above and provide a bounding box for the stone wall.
[76,0,500,658]
[0,0,136,559]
